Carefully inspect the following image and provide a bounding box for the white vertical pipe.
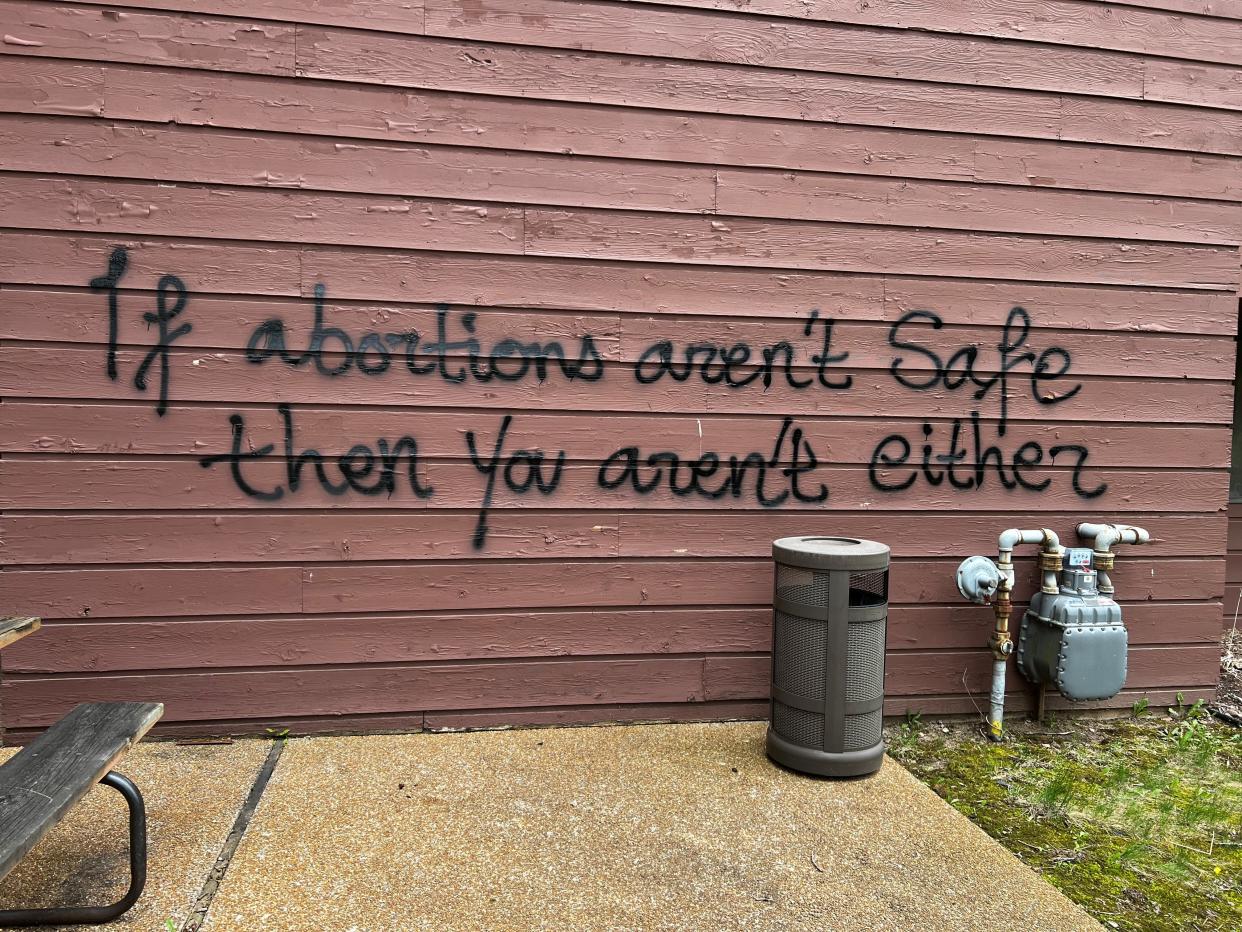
[988,659,1007,741]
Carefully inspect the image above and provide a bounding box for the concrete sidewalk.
[1,722,1100,931]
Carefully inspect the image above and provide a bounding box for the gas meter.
[952,524,1148,739]
[1017,548,1127,702]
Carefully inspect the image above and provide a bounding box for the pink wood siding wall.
[0,0,1238,738]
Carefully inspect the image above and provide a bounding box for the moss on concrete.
[887,702,1241,932]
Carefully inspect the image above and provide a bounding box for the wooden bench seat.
[0,702,163,926]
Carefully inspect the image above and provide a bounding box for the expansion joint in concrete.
[181,738,286,932]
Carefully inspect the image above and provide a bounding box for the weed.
[886,711,924,761]
[1131,697,1149,717]
[1037,772,1076,815]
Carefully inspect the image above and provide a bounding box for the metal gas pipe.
[1076,523,1150,597]
[956,529,1063,741]
[956,523,1149,741]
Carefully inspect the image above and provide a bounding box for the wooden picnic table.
[0,614,163,927]
[0,616,40,651]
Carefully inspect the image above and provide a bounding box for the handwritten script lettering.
[89,248,1108,548]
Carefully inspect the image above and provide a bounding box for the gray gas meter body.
[1017,549,1127,701]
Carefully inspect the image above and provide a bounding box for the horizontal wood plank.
[425,0,1242,113]
[0,175,527,257]
[4,230,1236,334]
[6,57,1242,204]
[4,174,1236,288]
[1,1,296,75]
[0,405,1229,467]
[1112,0,1242,18]
[0,116,719,216]
[1,289,1234,380]
[0,511,1224,564]
[0,658,707,726]
[9,116,1242,244]
[49,0,1242,35]
[8,4,1242,153]
[0,557,1222,621]
[5,687,1216,743]
[0,566,305,619]
[520,207,1241,289]
[620,0,1242,66]
[0,459,1225,513]
[422,0,1146,99]
[1,345,1231,423]
[702,644,1222,702]
[0,600,1221,674]
[53,0,427,32]
[714,168,1242,245]
[0,644,1217,729]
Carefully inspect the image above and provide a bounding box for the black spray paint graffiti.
[199,404,434,502]
[89,251,1110,550]
[634,310,852,391]
[466,414,567,548]
[245,286,605,384]
[599,416,828,506]
[867,306,1105,499]
[89,246,193,416]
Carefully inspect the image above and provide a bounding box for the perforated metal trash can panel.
[776,564,832,608]
[772,701,824,748]
[843,709,883,751]
[845,619,885,702]
[772,610,826,699]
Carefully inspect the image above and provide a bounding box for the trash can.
[766,536,890,777]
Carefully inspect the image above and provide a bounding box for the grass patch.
[886,700,1241,931]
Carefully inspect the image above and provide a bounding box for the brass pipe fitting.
[1039,550,1063,572]
[990,591,1013,660]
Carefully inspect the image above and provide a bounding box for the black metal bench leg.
[0,771,148,927]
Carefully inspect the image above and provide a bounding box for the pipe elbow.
[1076,522,1149,553]
[1040,528,1062,553]
[1077,522,1118,554]
[998,528,1045,551]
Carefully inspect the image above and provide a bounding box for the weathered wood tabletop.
[0,616,40,651]
[0,701,164,880]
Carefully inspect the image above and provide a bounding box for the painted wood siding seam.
[4,116,1242,244]
[41,0,1242,98]
[4,6,1242,154]
[1,176,1238,289]
[0,646,1220,729]
[615,0,1242,61]
[6,58,1241,204]
[1,232,1237,336]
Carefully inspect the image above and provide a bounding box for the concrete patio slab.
[203,722,1100,932]
[0,738,270,931]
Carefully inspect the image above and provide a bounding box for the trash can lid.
[772,536,890,571]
